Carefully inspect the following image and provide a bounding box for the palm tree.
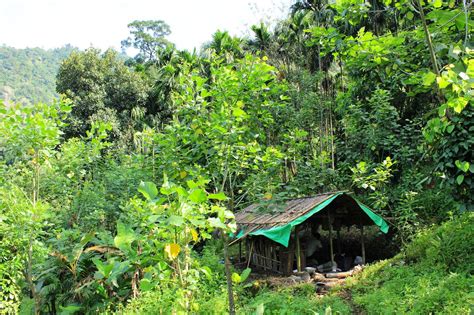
[248,22,272,52]
[203,30,245,58]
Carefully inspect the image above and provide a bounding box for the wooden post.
[361,225,366,264]
[247,240,254,269]
[295,226,302,272]
[238,241,242,263]
[328,212,334,269]
[285,247,294,275]
[336,229,341,255]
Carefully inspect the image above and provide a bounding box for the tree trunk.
[416,0,440,75]
[222,233,236,315]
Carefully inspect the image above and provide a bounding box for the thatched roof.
[235,192,335,234]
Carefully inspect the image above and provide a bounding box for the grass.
[238,283,351,314]
[343,212,474,314]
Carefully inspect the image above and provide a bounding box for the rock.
[288,275,302,283]
[301,272,311,282]
[315,282,325,293]
[313,272,326,282]
[295,271,311,282]
[305,267,316,275]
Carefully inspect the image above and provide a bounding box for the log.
[313,273,326,282]
[325,271,353,279]
[322,279,345,288]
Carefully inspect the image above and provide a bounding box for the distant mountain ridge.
[0,45,76,106]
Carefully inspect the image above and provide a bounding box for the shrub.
[405,212,474,273]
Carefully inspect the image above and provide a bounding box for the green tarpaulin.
[237,192,389,247]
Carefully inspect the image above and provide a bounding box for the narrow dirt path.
[337,289,365,315]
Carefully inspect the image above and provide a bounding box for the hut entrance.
[231,192,390,275]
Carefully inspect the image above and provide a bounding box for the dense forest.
[0,45,76,106]
[0,1,473,314]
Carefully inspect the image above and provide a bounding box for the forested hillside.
[0,45,75,105]
[0,1,472,314]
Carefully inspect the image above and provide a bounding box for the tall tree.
[121,20,172,61]
[56,49,149,141]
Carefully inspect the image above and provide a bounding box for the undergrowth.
[344,212,474,314]
[239,283,351,314]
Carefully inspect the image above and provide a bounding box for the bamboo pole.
[361,225,366,265]
[328,212,334,269]
[239,241,242,263]
[336,229,341,255]
[247,241,254,269]
[295,226,302,272]
[416,0,440,75]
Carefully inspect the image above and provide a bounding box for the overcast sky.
[0,0,291,52]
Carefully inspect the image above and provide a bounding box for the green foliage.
[341,90,401,163]
[351,157,396,211]
[424,51,474,210]
[0,186,28,314]
[352,261,473,314]
[0,100,72,162]
[153,53,288,206]
[1,1,473,313]
[0,99,72,313]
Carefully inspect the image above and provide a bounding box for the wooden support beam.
[295,226,302,272]
[328,212,334,269]
[246,240,254,269]
[361,225,366,264]
[238,241,242,263]
[336,229,341,255]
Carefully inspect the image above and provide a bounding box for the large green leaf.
[189,189,207,203]
[59,304,82,315]
[208,192,228,200]
[455,160,470,173]
[139,278,154,292]
[207,217,227,229]
[231,272,241,283]
[167,215,184,226]
[138,181,158,200]
[240,268,252,282]
[448,97,468,113]
[92,258,113,278]
[422,72,436,86]
[114,221,136,253]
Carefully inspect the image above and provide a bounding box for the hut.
[231,192,389,275]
